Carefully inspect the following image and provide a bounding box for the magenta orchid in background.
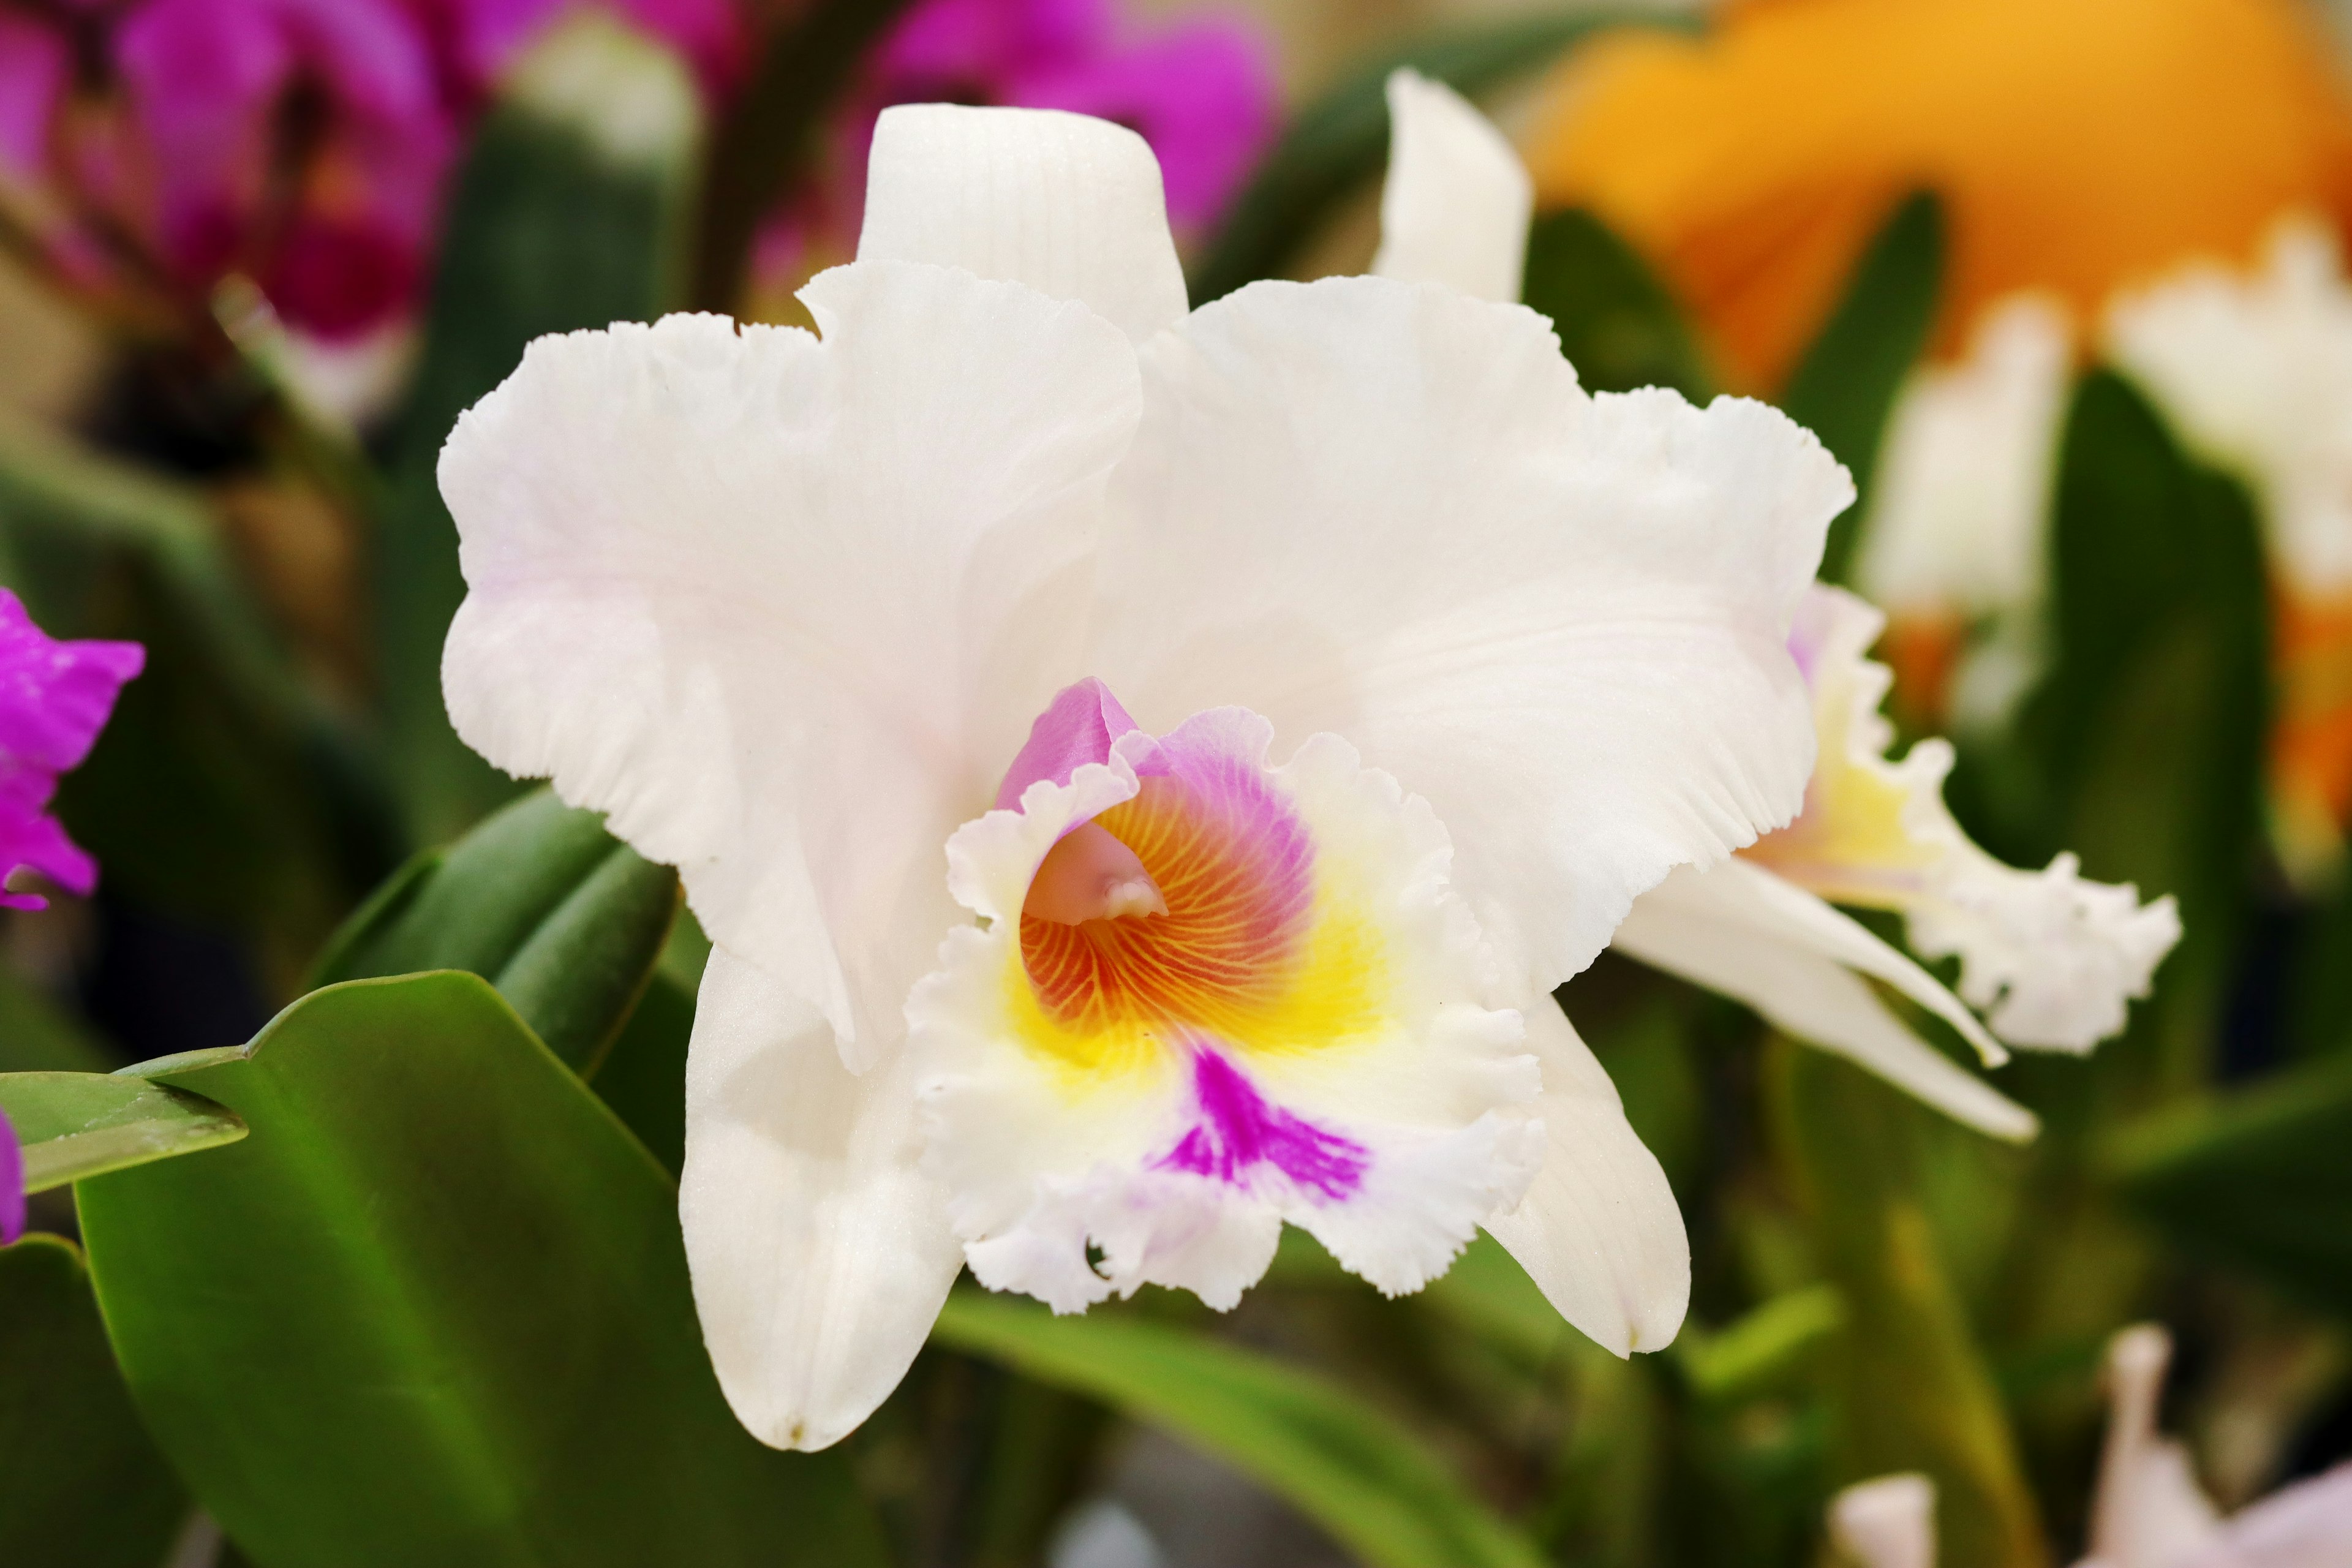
[0,587,143,914]
[0,587,138,1249]
[0,0,740,409]
[869,0,1275,232]
[1,1107,21,1244]
[756,0,1276,289]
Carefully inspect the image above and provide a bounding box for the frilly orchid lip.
[437,80,1850,1449]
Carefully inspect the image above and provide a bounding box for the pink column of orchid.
[0,589,143,1245]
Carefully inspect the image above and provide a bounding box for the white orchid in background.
[2106,217,2352,881]
[1825,1327,2352,1568]
[1614,584,2180,1141]
[1853,293,2073,729]
[436,73,1850,1449]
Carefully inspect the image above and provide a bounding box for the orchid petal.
[1753,586,2180,1052]
[1615,862,2037,1141]
[1856,294,2071,624]
[859,104,1190,343]
[681,949,965,1451]
[1482,998,1689,1355]
[2086,1327,2226,1568]
[439,268,1139,1069]
[1369,69,1533,306]
[1095,277,1849,998]
[1830,1475,1938,1568]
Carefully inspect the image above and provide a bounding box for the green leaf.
[1521,208,1713,399]
[0,1072,246,1191]
[0,420,396,934]
[1675,1285,1844,1406]
[310,787,678,1073]
[2021,370,2267,1077]
[77,973,886,1568]
[1772,1042,2049,1568]
[2109,1051,2352,1318]
[1189,12,1694,306]
[1779,190,1945,583]
[378,16,704,845]
[0,1235,188,1568]
[932,1292,1549,1568]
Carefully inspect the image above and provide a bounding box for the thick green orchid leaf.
[378,16,704,846]
[932,1292,1549,1568]
[2109,1051,2352,1319]
[309,788,678,1073]
[1189,12,1695,305]
[2013,371,2267,1080]
[1774,1043,2049,1568]
[1521,208,1714,400]
[76,974,886,1568]
[1677,1285,1845,1406]
[0,420,394,933]
[1781,190,1946,584]
[0,1072,245,1192]
[0,1235,189,1568]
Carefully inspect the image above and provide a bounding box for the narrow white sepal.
[1370,69,1534,306]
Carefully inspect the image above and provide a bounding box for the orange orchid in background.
[1525,0,2352,881]
[1522,0,2352,393]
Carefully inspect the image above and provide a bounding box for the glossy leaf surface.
[0,1072,245,1192]
[78,974,885,1568]
[311,788,677,1072]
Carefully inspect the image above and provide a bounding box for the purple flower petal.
[0,589,143,907]
[865,0,1278,235]
[0,12,69,181]
[0,1107,22,1246]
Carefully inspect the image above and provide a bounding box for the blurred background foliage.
[1,1,2350,1566]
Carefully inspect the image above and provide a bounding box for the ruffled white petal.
[907,708,1540,1313]
[860,104,1191,345]
[1856,293,2071,622]
[1482,998,1690,1355]
[1368,69,1532,306]
[1830,1475,1939,1568]
[1092,276,1849,1000]
[2105,215,2352,597]
[439,268,1139,1068]
[680,949,967,1451]
[1753,586,2179,1053]
[1615,861,2037,1141]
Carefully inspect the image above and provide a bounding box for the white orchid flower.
[435,74,1851,1449]
[1857,293,2074,630]
[1616,584,2180,1140]
[2106,216,2352,880]
[1826,1327,2352,1568]
[1853,294,2073,729]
